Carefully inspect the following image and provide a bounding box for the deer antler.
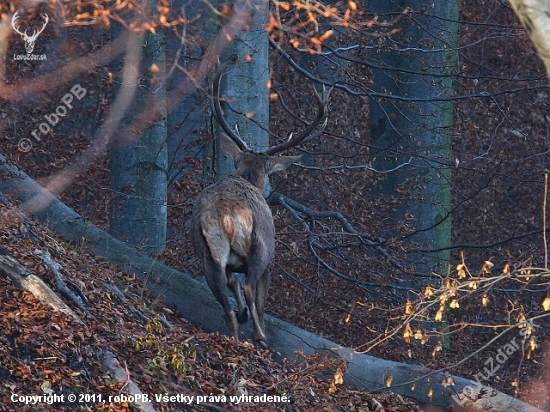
[212,56,249,152]
[212,56,331,155]
[35,13,49,37]
[264,85,332,156]
[11,12,25,36]
[11,12,49,38]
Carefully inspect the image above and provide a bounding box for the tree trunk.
[110,2,168,255]
[368,2,457,280]
[216,0,270,180]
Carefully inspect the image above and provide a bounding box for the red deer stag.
[191,61,331,347]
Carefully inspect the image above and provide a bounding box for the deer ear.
[267,155,302,174]
[220,134,243,165]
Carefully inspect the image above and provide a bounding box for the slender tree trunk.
[110,2,168,255]
[216,0,269,178]
[369,2,457,281]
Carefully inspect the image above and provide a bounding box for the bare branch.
[271,192,403,270]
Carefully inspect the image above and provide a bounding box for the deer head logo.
[12,11,49,54]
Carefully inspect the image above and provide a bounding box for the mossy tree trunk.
[110,1,168,255]
[368,1,458,283]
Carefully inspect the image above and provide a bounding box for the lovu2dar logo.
[12,11,48,60]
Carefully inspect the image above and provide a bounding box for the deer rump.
[190,175,274,342]
[192,176,275,271]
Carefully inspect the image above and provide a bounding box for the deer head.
[190,59,331,347]
[11,11,49,54]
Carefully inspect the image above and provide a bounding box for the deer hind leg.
[203,260,239,341]
[227,271,248,323]
[243,270,269,348]
[255,268,271,334]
